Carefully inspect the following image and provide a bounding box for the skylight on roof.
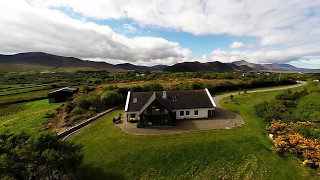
[172,96,177,101]
[133,98,137,103]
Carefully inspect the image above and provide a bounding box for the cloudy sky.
[1,0,320,68]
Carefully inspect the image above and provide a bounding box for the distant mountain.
[1,52,317,73]
[232,60,297,71]
[0,52,167,72]
[114,63,167,71]
[273,63,297,69]
[0,52,115,69]
[164,61,252,72]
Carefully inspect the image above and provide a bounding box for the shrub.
[73,93,101,110]
[87,78,102,85]
[80,85,95,92]
[102,85,118,92]
[276,88,309,100]
[71,107,84,115]
[255,101,283,122]
[137,121,141,128]
[100,90,123,108]
[294,99,320,122]
[44,110,57,119]
[143,83,164,91]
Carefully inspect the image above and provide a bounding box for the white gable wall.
[173,108,215,120]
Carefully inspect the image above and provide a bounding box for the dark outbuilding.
[48,87,79,103]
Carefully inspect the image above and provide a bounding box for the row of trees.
[275,88,309,100]
[181,79,296,94]
[0,132,83,179]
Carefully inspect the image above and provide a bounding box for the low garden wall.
[58,105,122,139]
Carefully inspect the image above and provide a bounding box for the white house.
[124,89,216,127]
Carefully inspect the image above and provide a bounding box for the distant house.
[48,87,79,103]
[125,89,216,127]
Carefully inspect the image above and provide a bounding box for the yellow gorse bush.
[269,120,320,168]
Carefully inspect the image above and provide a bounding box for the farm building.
[48,87,79,103]
[125,89,216,127]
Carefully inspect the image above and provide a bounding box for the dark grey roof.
[48,87,79,95]
[138,92,173,115]
[127,89,215,112]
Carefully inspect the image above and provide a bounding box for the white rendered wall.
[174,108,215,120]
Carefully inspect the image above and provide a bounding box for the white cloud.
[1,0,320,67]
[208,46,320,65]
[229,41,245,49]
[36,0,320,46]
[29,0,320,67]
[123,24,137,33]
[0,0,191,65]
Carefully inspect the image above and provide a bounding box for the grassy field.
[0,85,51,96]
[0,88,59,105]
[69,87,317,179]
[0,84,35,90]
[0,99,62,133]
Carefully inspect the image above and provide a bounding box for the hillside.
[114,63,167,71]
[164,61,252,72]
[232,60,297,70]
[0,52,167,72]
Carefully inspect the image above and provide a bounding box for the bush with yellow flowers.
[268,120,320,168]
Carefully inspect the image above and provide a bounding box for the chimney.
[162,91,167,99]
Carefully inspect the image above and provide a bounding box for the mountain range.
[232,60,297,71]
[0,52,318,73]
[163,61,251,72]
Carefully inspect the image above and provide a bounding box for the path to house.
[116,81,306,135]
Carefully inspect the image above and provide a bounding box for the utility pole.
[279,72,281,81]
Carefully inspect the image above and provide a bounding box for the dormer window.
[172,96,177,101]
[133,98,137,103]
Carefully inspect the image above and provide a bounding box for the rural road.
[212,81,306,126]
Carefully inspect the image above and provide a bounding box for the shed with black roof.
[48,87,79,103]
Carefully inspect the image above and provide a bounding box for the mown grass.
[0,99,62,133]
[0,88,58,105]
[0,86,50,96]
[0,84,34,90]
[70,86,317,179]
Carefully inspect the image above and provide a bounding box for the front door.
[208,110,213,117]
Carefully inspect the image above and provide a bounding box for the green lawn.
[0,99,62,133]
[70,87,317,179]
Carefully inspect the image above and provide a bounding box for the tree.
[100,90,123,108]
[0,131,83,180]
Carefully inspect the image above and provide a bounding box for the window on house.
[133,98,137,103]
[172,96,177,101]
[194,110,198,115]
[180,111,184,116]
[186,111,190,115]
[130,114,135,118]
